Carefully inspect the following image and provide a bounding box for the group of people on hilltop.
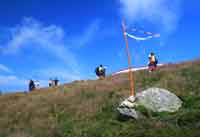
[28,53,158,91]
[94,52,158,79]
[28,78,59,92]
[48,78,59,87]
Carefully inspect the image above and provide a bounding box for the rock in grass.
[117,96,140,119]
[136,87,182,113]
[117,88,182,119]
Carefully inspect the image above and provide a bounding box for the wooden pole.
[121,21,135,97]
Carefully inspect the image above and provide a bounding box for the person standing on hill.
[35,80,40,89]
[95,65,106,79]
[49,79,53,87]
[29,79,35,91]
[54,78,59,86]
[148,52,158,72]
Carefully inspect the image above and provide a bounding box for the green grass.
[0,60,200,137]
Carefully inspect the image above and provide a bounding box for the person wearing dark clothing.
[54,78,59,86]
[29,80,35,91]
[95,65,106,79]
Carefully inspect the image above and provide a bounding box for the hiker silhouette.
[95,65,106,79]
[148,52,158,72]
[29,79,35,91]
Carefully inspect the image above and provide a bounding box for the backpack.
[155,57,158,64]
[95,67,99,75]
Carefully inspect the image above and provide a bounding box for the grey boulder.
[117,87,182,119]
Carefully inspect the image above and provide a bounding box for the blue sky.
[0,0,199,92]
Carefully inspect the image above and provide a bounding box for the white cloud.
[0,75,50,92]
[35,68,81,81]
[0,75,27,91]
[0,18,102,92]
[0,64,12,73]
[120,0,182,33]
[69,19,100,48]
[0,68,82,92]
[0,75,25,85]
[0,17,81,77]
[2,18,76,68]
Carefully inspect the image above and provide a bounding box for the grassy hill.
[0,60,200,137]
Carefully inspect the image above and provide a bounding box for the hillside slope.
[0,60,200,137]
